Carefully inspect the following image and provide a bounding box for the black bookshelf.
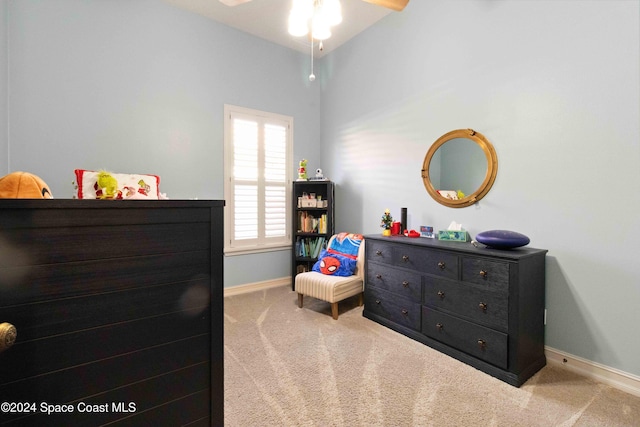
[291,180,334,289]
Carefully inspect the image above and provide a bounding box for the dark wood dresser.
[363,234,547,387]
[0,199,224,426]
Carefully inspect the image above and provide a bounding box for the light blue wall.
[320,1,640,376]
[3,0,640,379]
[5,0,321,288]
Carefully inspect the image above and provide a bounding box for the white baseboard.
[546,346,640,397]
[224,277,290,297]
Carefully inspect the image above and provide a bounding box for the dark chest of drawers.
[363,234,547,387]
[0,200,224,426]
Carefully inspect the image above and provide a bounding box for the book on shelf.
[317,213,327,234]
[298,211,328,233]
[311,236,325,258]
[298,211,316,233]
[295,236,326,259]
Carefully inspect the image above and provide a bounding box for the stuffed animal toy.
[0,171,53,199]
[96,171,118,199]
[297,159,308,181]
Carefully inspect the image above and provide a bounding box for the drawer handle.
[402,281,409,288]
[438,262,446,270]
[376,250,382,256]
[479,270,488,278]
[436,323,443,331]
[477,339,486,349]
[402,255,409,262]
[0,323,17,354]
[376,274,382,279]
[401,309,408,316]
[437,291,445,299]
[479,302,487,311]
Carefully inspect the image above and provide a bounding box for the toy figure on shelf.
[297,159,308,181]
[96,171,119,199]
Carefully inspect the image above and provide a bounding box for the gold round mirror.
[421,129,498,208]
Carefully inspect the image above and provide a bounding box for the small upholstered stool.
[295,236,365,320]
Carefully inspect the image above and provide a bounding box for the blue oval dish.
[475,230,530,249]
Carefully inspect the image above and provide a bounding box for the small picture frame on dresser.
[420,226,435,238]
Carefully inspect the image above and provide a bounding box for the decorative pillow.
[312,233,364,276]
[312,249,357,277]
[74,169,161,200]
[475,230,530,249]
[327,233,363,258]
[437,190,459,200]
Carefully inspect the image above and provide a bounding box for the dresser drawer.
[367,264,421,302]
[365,287,421,331]
[422,308,507,369]
[392,245,458,280]
[423,277,508,331]
[462,257,509,292]
[366,240,393,265]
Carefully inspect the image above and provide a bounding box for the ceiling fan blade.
[218,0,252,6]
[362,0,409,12]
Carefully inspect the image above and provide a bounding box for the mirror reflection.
[428,138,487,198]
[421,129,498,208]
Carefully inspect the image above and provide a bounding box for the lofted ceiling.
[162,0,393,57]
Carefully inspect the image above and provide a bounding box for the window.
[224,105,292,255]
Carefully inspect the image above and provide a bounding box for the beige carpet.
[224,285,640,426]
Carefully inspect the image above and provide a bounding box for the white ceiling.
[162,0,393,57]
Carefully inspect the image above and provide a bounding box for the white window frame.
[223,104,293,255]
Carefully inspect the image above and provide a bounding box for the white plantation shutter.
[224,105,292,253]
[264,123,287,238]
[233,119,259,241]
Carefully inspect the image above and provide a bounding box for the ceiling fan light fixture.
[291,0,314,17]
[287,0,345,83]
[288,0,342,41]
[288,10,310,37]
[311,25,331,41]
[311,14,332,40]
[321,0,342,26]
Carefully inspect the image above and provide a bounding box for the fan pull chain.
[309,40,316,82]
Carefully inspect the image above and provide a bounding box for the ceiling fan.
[217,0,409,82]
[218,0,409,12]
[360,0,409,11]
